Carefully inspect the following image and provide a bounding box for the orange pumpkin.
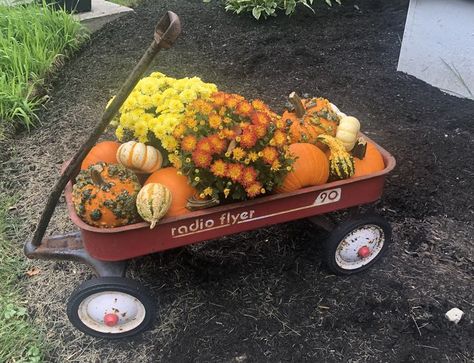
[283,92,339,144]
[72,162,141,228]
[276,143,329,193]
[145,167,196,216]
[81,141,121,170]
[351,139,385,178]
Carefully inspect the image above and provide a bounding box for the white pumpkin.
[136,183,172,228]
[116,141,163,173]
[336,116,360,151]
[330,103,347,119]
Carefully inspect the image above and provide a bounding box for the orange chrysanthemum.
[251,111,270,126]
[241,166,257,187]
[225,94,243,108]
[196,138,213,153]
[212,92,226,107]
[208,134,227,154]
[232,147,246,161]
[272,129,287,147]
[251,99,268,112]
[208,114,222,129]
[173,124,186,139]
[181,135,198,152]
[246,182,262,198]
[262,146,278,164]
[210,159,227,177]
[192,150,212,168]
[221,128,236,140]
[240,129,258,149]
[235,101,253,117]
[253,124,267,138]
[185,117,198,128]
[227,163,244,182]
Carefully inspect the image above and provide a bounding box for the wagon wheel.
[322,214,391,275]
[67,277,156,339]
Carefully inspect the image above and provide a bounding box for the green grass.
[0,194,45,362]
[0,2,87,132]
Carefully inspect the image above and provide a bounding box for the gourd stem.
[352,137,368,159]
[90,169,105,186]
[288,92,305,118]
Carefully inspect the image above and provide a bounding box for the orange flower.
[208,114,222,129]
[221,128,236,140]
[253,124,267,138]
[272,129,287,147]
[227,163,244,182]
[192,150,212,168]
[252,99,268,112]
[173,124,186,139]
[210,159,227,177]
[181,135,197,152]
[208,134,227,154]
[240,129,258,149]
[276,117,286,129]
[241,166,257,187]
[212,92,227,107]
[235,101,253,117]
[262,146,278,164]
[185,117,198,128]
[225,94,242,108]
[246,182,262,198]
[251,111,270,126]
[196,138,213,153]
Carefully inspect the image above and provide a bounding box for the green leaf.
[252,7,262,19]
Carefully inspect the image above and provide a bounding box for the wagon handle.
[27,12,181,251]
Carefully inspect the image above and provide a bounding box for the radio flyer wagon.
[24,12,396,339]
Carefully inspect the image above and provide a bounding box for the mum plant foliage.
[174,92,295,200]
[112,72,217,154]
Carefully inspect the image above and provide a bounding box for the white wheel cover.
[78,291,146,334]
[335,224,385,270]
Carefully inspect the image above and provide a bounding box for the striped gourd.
[318,134,355,180]
[117,141,163,174]
[136,183,172,228]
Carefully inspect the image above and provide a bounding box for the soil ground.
[2,0,473,361]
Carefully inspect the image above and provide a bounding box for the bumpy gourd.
[318,134,355,180]
[283,92,339,144]
[276,143,329,193]
[136,183,172,228]
[336,116,360,151]
[72,162,141,228]
[116,141,163,174]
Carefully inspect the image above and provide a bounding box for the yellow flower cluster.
[112,72,217,152]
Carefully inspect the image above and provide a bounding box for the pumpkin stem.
[288,92,305,118]
[90,168,106,186]
[352,137,368,159]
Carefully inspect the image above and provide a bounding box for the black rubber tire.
[67,277,156,339]
[322,214,391,275]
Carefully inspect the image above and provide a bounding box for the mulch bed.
[4,0,473,361]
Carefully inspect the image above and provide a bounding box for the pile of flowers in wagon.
[72,72,386,228]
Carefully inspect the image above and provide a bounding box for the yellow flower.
[203,187,213,196]
[115,125,124,140]
[232,147,246,161]
[224,188,230,198]
[248,151,259,161]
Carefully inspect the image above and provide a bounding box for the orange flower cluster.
[175,92,294,200]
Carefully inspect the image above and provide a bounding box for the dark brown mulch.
[8,0,473,361]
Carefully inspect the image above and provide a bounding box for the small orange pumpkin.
[283,92,339,144]
[81,141,121,170]
[145,167,196,216]
[351,138,385,178]
[276,143,329,193]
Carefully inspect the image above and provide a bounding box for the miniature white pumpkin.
[116,141,163,173]
[336,116,360,151]
[136,183,172,228]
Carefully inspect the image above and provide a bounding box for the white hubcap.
[335,224,385,270]
[78,291,146,334]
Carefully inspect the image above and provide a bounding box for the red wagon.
[25,141,395,338]
[24,12,396,339]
